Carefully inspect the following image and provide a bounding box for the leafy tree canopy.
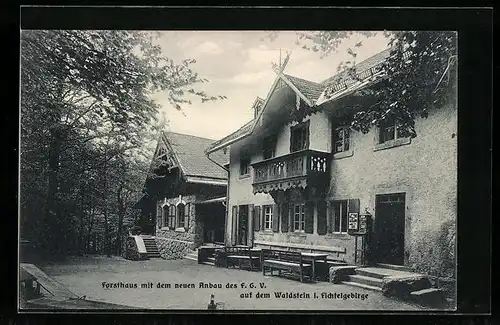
[20,30,224,255]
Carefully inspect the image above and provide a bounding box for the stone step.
[410,288,447,307]
[184,249,199,261]
[141,238,160,255]
[376,263,412,272]
[346,274,384,288]
[207,257,215,262]
[201,261,215,266]
[355,268,386,279]
[355,267,421,279]
[341,280,383,292]
[184,255,198,261]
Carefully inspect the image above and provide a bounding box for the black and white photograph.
[19,27,459,311]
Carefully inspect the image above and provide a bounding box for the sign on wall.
[348,212,359,230]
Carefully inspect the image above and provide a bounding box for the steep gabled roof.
[162,131,228,182]
[321,47,392,86]
[283,74,325,103]
[206,120,254,152]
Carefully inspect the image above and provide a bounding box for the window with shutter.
[348,199,360,215]
[317,200,327,235]
[248,204,254,246]
[305,201,314,234]
[260,205,265,230]
[177,203,185,228]
[231,206,238,246]
[290,120,310,153]
[263,205,273,231]
[254,206,261,232]
[331,200,350,234]
[333,127,351,153]
[263,135,277,160]
[157,204,162,219]
[272,204,280,232]
[281,203,289,233]
[292,203,306,232]
[169,205,176,229]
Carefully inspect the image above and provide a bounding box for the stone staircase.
[199,249,216,266]
[141,236,161,258]
[341,264,447,307]
[342,265,421,291]
[183,248,216,265]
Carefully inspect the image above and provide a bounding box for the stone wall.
[154,194,199,259]
[123,236,148,260]
[155,237,193,260]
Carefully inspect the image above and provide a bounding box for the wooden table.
[301,253,328,282]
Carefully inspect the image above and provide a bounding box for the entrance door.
[237,205,249,246]
[200,203,225,245]
[374,193,406,265]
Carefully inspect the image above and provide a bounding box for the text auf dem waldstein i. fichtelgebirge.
[101,281,370,300]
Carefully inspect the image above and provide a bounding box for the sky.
[152,31,390,141]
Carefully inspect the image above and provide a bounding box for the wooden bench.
[261,249,313,283]
[223,247,260,271]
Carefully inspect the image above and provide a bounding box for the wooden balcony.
[251,149,330,195]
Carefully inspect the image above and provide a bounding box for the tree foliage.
[20,30,222,256]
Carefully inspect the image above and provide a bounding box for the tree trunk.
[77,185,86,255]
[87,206,95,253]
[103,149,111,257]
[116,184,124,256]
[45,126,63,255]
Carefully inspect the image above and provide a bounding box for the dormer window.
[333,127,350,153]
[263,135,277,160]
[290,120,310,153]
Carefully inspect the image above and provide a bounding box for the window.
[290,121,310,152]
[263,135,277,160]
[293,203,306,232]
[177,203,185,228]
[333,127,350,153]
[263,205,273,230]
[379,118,402,144]
[168,205,176,229]
[162,205,169,227]
[240,157,250,176]
[331,200,348,234]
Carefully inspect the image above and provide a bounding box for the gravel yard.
[38,255,425,311]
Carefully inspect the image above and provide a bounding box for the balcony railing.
[251,149,330,193]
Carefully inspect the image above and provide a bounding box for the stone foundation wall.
[123,236,148,260]
[155,237,194,260]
